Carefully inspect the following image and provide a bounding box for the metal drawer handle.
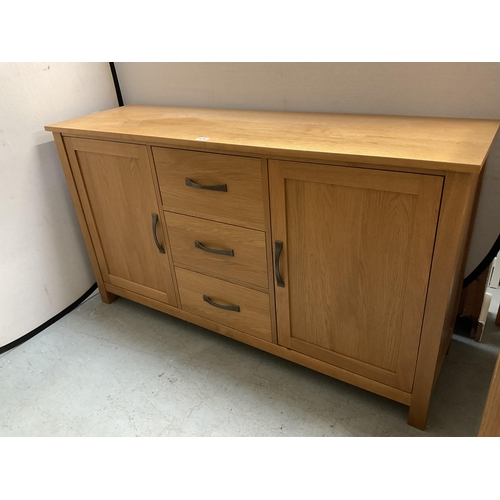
[185,178,227,192]
[275,240,284,288]
[152,214,165,254]
[195,240,234,256]
[203,295,240,312]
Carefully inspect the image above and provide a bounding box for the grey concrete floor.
[1,288,500,437]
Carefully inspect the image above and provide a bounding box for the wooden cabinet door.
[65,138,176,306]
[269,160,443,392]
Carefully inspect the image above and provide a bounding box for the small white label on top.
[196,137,210,141]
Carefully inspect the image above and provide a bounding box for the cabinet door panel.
[65,138,176,305]
[270,160,443,392]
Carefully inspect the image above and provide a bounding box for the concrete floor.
[1,288,500,436]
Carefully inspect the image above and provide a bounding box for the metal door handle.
[151,214,165,254]
[185,178,227,192]
[195,240,234,256]
[203,295,240,312]
[275,240,284,288]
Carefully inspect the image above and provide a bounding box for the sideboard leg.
[407,397,430,430]
[99,286,117,304]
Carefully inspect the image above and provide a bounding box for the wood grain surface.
[269,159,443,392]
[153,147,265,230]
[64,137,176,305]
[45,105,500,173]
[176,268,272,342]
[52,133,117,304]
[165,212,268,289]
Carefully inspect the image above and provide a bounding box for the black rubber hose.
[109,62,124,107]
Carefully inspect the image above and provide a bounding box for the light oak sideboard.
[46,106,499,430]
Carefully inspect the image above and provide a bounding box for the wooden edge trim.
[145,145,180,307]
[261,158,278,344]
[172,262,269,294]
[47,132,456,178]
[43,128,484,174]
[104,282,412,406]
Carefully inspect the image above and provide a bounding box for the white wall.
[0,62,117,348]
[115,62,500,277]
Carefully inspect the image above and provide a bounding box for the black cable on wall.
[109,62,124,107]
[463,233,500,287]
[1,64,125,355]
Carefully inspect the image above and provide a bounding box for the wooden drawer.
[165,212,268,289]
[152,147,265,230]
[176,268,272,342]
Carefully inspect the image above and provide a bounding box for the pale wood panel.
[153,147,265,230]
[409,172,479,430]
[165,212,268,289]
[46,106,500,173]
[280,161,422,195]
[104,282,411,405]
[107,275,168,304]
[260,158,278,344]
[270,160,443,392]
[64,137,176,305]
[52,133,117,304]
[479,350,500,436]
[176,268,272,342]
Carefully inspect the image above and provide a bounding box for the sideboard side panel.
[408,171,479,429]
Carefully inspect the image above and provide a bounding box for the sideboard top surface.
[45,105,500,173]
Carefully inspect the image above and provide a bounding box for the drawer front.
[153,147,265,230]
[176,268,272,342]
[165,212,268,289]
